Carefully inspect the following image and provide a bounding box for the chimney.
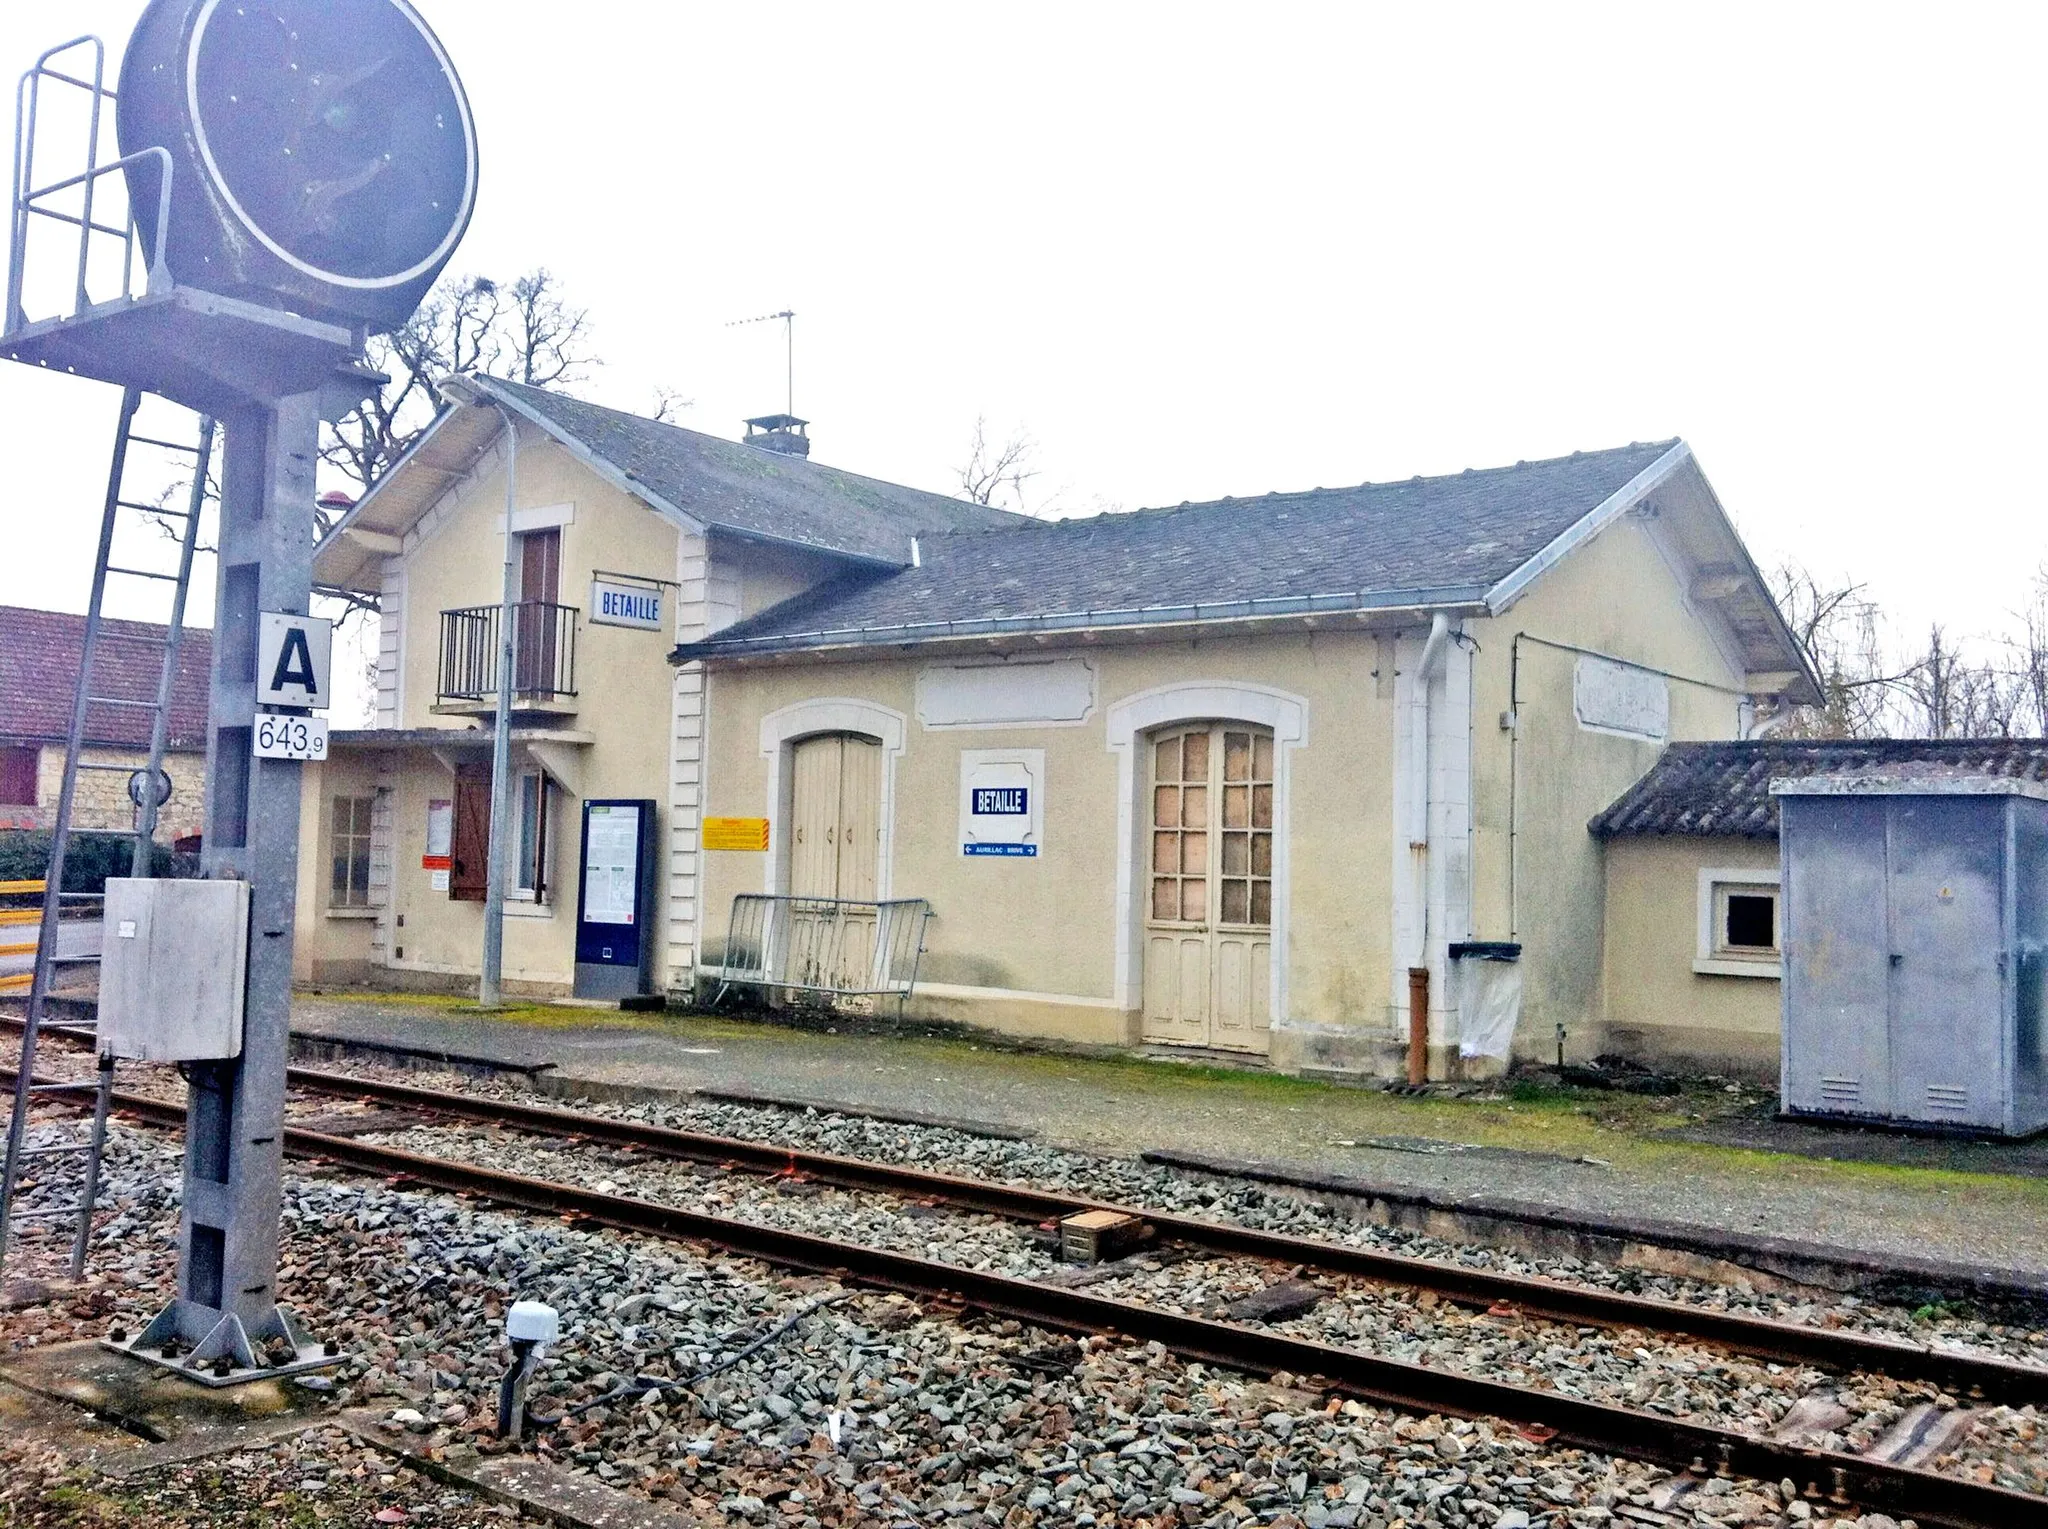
[742,413,811,458]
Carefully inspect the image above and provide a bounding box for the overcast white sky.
[2,2,2044,722]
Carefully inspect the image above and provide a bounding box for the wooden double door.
[788,733,881,900]
[784,732,884,993]
[1142,722,1275,1051]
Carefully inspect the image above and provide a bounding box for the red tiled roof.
[0,605,213,750]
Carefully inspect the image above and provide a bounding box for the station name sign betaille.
[589,576,664,631]
[959,749,1044,857]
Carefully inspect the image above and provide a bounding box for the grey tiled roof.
[482,379,1024,564]
[675,440,1679,657]
[1589,739,2048,840]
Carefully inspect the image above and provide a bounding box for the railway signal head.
[117,0,479,333]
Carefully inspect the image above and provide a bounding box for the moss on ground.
[299,988,2048,1209]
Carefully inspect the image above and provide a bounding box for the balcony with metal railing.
[435,601,578,715]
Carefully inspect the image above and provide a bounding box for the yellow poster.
[702,816,770,852]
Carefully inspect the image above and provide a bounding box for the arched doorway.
[1143,721,1275,1050]
[787,732,882,901]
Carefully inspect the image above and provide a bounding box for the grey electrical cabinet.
[1776,776,2048,1137]
[99,878,249,1062]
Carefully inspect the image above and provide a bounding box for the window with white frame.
[514,771,553,901]
[329,795,373,909]
[1695,866,1780,977]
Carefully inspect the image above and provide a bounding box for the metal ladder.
[0,387,215,1286]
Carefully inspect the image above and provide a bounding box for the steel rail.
[6,1021,2045,1401]
[3,1067,2041,1528]
[279,1064,2048,1408]
[93,1079,2048,1527]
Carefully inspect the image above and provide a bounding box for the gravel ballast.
[4,1052,2045,1524]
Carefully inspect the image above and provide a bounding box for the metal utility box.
[99,878,249,1062]
[1777,776,2048,1137]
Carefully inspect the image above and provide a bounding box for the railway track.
[5,1053,2046,1527]
[278,1063,2048,1408]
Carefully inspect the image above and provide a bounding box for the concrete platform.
[0,1339,330,1475]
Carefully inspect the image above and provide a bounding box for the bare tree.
[320,268,599,503]
[1766,563,1916,738]
[2006,569,2048,738]
[1902,623,2030,738]
[957,416,1040,511]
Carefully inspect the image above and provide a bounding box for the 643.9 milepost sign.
[252,611,332,760]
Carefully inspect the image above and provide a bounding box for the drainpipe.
[479,405,519,1009]
[1406,612,1452,1084]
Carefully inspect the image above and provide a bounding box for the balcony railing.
[437,601,578,709]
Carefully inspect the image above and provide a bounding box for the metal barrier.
[714,894,931,1011]
[437,600,579,707]
[0,879,100,993]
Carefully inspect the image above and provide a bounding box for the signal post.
[3,0,477,1380]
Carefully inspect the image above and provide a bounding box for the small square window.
[1723,891,1776,952]
[1696,869,1781,976]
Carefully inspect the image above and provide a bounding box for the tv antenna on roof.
[727,308,795,417]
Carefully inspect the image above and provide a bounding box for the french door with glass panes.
[1143,722,1274,1051]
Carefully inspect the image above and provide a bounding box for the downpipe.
[1406,613,1452,1085]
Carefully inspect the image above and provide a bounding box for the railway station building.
[300,380,1823,1079]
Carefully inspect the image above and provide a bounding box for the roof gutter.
[669,583,1493,665]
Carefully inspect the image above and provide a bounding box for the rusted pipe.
[1407,965,1429,1085]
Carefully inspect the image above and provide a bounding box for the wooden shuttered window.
[0,746,37,807]
[450,763,491,901]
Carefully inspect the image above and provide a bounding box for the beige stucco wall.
[1599,834,1781,1079]
[296,426,685,995]
[2,744,207,839]
[392,427,681,737]
[697,631,1400,1049]
[1466,514,1750,1062]
[695,508,1774,1073]
[292,753,383,986]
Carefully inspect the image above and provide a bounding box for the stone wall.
[4,745,210,839]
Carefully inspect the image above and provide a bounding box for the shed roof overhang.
[1484,442,1822,706]
[326,727,595,750]
[311,396,517,594]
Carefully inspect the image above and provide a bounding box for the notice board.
[573,799,658,999]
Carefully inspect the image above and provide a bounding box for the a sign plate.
[589,576,664,631]
[582,803,641,925]
[703,816,770,852]
[252,713,328,760]
[257,611,333,708]
[959,748,1044,858]
[1574,654,1669,741]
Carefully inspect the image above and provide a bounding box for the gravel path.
[288,995,2048,1279]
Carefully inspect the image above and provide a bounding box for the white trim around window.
[1106,681,1308,1019]
[1695,865,1782,978]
